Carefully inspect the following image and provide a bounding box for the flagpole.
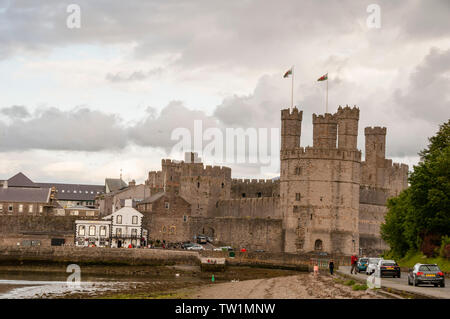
[326,72,328,113]
[291,65,294,110]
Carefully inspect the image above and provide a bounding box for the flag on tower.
[283,68,293,78]
[317,73,328,81]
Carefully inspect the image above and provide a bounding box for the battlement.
[232,178,278,185]
[281,107,303,120]
[161,159,183,166]
[281,146,361,162]
[336,105,360,119]
[204,165,232,177]
[365,127,387,135]
[385,160,409,174]
[312,113,337,124]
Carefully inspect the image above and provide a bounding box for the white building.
[75,220,111,247]
[75,199,147,248]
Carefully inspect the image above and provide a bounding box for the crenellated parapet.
[281,107,303,121]
[312,113,337,124]
[365,126,387,135]
[281,146,361,162]
[336,105,360,119]
[281,107,303,150]
[231,178,278,185]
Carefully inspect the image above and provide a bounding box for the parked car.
[408,263,445,287]
[197,235,207,244]
[366,257,382,275]
[377,259,401,278]
[187,244,205,251]
[357,257,369,273]
[214,246,233,252]
[182,242,195,249]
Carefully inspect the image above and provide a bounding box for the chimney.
[124,199,133,207]
[1,180,7,189]
[129,179,136,187]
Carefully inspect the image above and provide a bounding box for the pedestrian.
[329,259,335,275]
[350,254,358,274]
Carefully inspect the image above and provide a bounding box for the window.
[162,226,166,233]
[242,193,246,198]
[18,204,23,213]
[131,228,137,236]
[116,215,122,224]
[116,228,122,236]
[183,215,187,222]
[221,182,224,188]
[132,216,138,224]
[62,190,65,193]
[0,205,3,213]
[39,205,43,213]
[295,167,301,175]
[28,205,33,213]
[89,226,96,236]
[257,192,262,198]
[100,226,106,237]
[71,210,79,216]
[169,226,176,234]
[8,204,13,212]
[296,193,301,201]
[165,202,170,209]
[197,182,200,188]
[79,226,85,236]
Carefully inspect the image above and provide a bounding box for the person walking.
[350,254,358,274]
[329,259,335,275]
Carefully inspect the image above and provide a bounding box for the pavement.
[337,266,450,299]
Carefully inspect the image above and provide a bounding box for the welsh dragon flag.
[317,73,328,81]
[283,68,293,78]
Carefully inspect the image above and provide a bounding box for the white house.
[106,199,145,248]
[75,199,147,248]
[75,220,111,247]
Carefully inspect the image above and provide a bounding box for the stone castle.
[138,105,408,256]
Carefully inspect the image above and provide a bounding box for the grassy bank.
[395,251,450,273]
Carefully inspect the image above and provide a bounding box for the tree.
[381,119,450,257]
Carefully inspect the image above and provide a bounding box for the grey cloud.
[0,105,30,118]
[0,107,128,152]
[128,101,220,151]
[394,47,450,123]
[106,68,163,83]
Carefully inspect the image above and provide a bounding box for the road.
[337,266,450,299]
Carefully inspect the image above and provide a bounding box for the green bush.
[352,284,367,291]
[344,280,355,286]
[439,235,450,258]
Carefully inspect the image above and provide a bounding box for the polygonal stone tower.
[280,106,361,255]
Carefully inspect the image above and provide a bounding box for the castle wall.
[231,179,280,199]
[189,217,284,252]
[212,197,281,219]
[0,215,87,246]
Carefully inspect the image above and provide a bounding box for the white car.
[366,257,383,275]
[187,244,204,251]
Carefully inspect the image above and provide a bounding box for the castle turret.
[364,127,387,187]
[312,113,337,149]
[281,107,302,150]
[336,105,359,150]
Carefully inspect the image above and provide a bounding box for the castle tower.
[364,127,387,187]
[281,107,361,255]
[281,107,302,150]
[336,105,359,149]
[312,113,338,149]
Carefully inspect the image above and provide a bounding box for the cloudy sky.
[0,0,449,185]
